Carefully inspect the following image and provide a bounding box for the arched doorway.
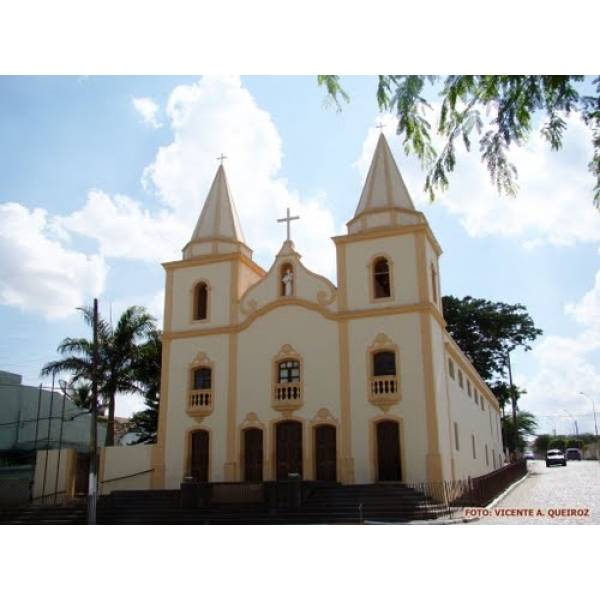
[376,420,402,481]
[276,421,303,480]
[243,428,263,482]
[314,425,337,481]
[190,430,209,482]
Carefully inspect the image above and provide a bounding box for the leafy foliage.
[41,305,157,446]
[129,329,162,444]
[318,75,600,206]
[442,295,542,386]
[502,411,538,452]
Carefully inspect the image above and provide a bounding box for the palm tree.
[502,410,538,452]
[130,329,162,444]
[42,305,157,446]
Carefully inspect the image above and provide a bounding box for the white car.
[546,448,567,467]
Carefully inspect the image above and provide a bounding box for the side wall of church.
[444,348,504,480]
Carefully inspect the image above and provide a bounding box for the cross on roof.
[217,153,227,165]
[277,207,300,242]
[376,122,385,131]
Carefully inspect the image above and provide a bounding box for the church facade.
[150,134,504,490]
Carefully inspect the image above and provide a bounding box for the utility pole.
[506,351,518,459]
[580,392,599,462]
[88,298,99,525]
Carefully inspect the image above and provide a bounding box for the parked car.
[524,450,535,460]
[546,448,567,467]
[565,448,583,461]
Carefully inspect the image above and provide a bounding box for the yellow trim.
[336,242,348,311]
[368,415,407,483]
[346,206,423,227]
[333,222,443,257]
[225,257,240,481]
[337,319,354,483]
[163,251,266,278]
[419,311,443,482]
[151,337,171,489]
[163,300,447,340]
[163,268,174,332]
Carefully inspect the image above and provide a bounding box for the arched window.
[373,351,396,376]
[194,282,208,320]
[278,360,300,383]
[373,257,391,298]
[192,367,212,390]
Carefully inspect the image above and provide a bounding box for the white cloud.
[57,189,187,262]
[0,202,107,318]
[59,77,337,278]
[516,269,600,435]
[132,96,162,129]
[356,112,600,249]
[141,75,338,277]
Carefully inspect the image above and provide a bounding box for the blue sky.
[1,75,599,434]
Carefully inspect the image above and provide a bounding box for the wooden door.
[190,430,209,482]
[315,425,337,481]
[376,420,401,481]
[243,428,263,482]
[276,421,303,480]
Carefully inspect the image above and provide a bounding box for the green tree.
[129,329,162,444]
[318,75,600,206]
[533,434,551,455]
[442,295,542,387]
[502,411,538,452]
[42,305,157,446]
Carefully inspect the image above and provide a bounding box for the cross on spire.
[376,122,385,132]
[217,153,227,165]
[277,207,300,242]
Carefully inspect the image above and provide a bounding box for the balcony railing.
[369,375,400,408]
[273,382,302,411]
[187,389,213,417]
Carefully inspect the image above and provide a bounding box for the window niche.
[280,263,294,297]
[272,344,303,411]
[187,352,214,418]
[372,256,392,299]
[193,281,209,321]
[367,333,400,410]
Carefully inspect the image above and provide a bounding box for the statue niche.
[281,263,294,297]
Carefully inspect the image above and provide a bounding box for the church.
[150,133,504,490]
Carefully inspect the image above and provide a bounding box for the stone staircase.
[1,483,449,525]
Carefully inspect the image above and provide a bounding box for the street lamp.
[505,350,519,459]
[562,409,579,436]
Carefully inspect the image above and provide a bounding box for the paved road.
[471,459,600,525]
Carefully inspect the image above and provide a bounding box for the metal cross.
[277,207,300,242]
[217,153,227,165]
[376,122,385,132]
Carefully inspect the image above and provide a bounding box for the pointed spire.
[354,133,415,217]
[190,164,246,244]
